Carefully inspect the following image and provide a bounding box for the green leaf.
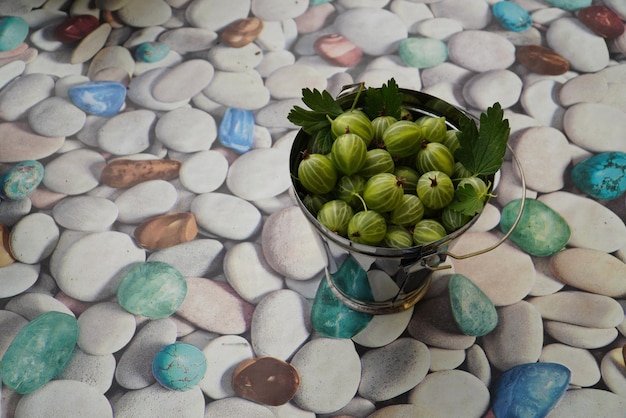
[287,87,344,136]
[454,103,510,177]
[448,184,485,216]
[363,78,403,120]
[302,88,343,116]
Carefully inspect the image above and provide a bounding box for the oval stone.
[218,107,255,153]
[135,42,169,63]
[0,122,65,163]
[134,212,198,250]
[77,302,136,355]
[100,158,181,189]
[398,37,448,69]
[0,160,44,200]
[540,343,601,387]
[578,5,625,38]
[546,17,609,73]
[0,16,29,52]
[1,311,79,394]
[117,261,187,318]
[68,81,127,117]
[232,356,300,406]
[529,291,624,328]
[152,342,207,391]
[52,196,119,232]
[571,151,626,200]
[221,17,264,48]
[516,44,569,76]
[448,273,498,337]
[492,1,533,32]
[151,59,214,103]
[9,212,59,264]
[53,15,100,43]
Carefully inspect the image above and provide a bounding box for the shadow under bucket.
[289,86,525,315]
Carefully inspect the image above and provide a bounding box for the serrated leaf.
[448,184,485,216]
[363,78,403,120]
[302,88,343,117]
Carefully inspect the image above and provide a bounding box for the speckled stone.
[571,151,626,200]
[0,160,44,200]
[448,274,498,337]
[152,342,206,391]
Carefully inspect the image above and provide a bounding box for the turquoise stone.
[68,81,127,117]
[219,108,255,153]
[0,160,44,200]
[500,198,570,257]
[571,151,626,200]
[398,37,448,69]
[1,311,79,394]
[152,342,207,391]
[492,1,533,32]
[492,362,571,418]
[545,0,592,11]
[310,256,373,338]
[310,0,333,5]
[0,16,29,52]
[448,274,498,337]
[117,261,188,319]
[135,42,170,63]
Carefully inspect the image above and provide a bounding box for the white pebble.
[151,59,214,103]
[114,180,177,224]
[600,347,626,396]
[548,389,626,418]
[5,292,73,320]
[563,102,626,153]
[58,348,117,394]
[52,196,119,232]
[335,8,408,56]
[98,110,157,155]
[540,343,601,387]
[559,73,608,106]
[207,42,263,72]
[9,213,59,264]
[0,262,40,298]
[429,347,466,372]
[191,192,262,240]
[155,107,216,152]
[429,0,491,30]
[77,302,137,356]
[203,70,270,110]
[185,0,250,31]
[447,30,516,72]
[226,148,291,201]
[520,79,566,129]
[462,69,522,109]
[199,335,253,399]
[114,383,205,417]
[546,17,609,73]
[147,238,224,278]
[127,67,189,111]
[178,150,228,194]
[0,73,54,121]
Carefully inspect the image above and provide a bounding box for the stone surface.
[492,1,533,32]
[113,382,205,417]
[0,160,44,200]
[0,16,29,52]
[232,356,300,406]
[77,301,136,355]
[540,343,601,387]
[571,151,626,200]
[133,212,198,250]
[515,44,569,75]
[448,273,498,337]
[68,81,127,117]
[100,158,181,188]
[53,15,100,43]
[152,342,207,391]
[529,291,624,328]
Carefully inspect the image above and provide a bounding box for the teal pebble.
[492,1,533,32]
[310,0,333,5]
[0,160,44,200]
[1,312,79,395]
[545,0,592,11]
[117,261,188,319]
[448,274,498,337]
[152,342,207,391]
[398,37,448,69]
[135,42,170,63]
[571,151,626,200]
[0,16,29,52]
[310,255,373,338]
[500,198,570,257]
[492,362,571,418]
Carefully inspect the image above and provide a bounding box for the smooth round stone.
[117,0,172,27]
[546,17,609,72]
[233,358,299,407]
[538,191,626,252]
[516,44,570,76]
[540,343,601,387]
[114,382,205,417]
[493,1,533,32]
[604,0,626,19]
[0,196,32,226]
[552,248,626,297]
[135,42,169,63]
[176,277,255,334]
[114,179,177,224]
[250,289,311,360]
[414,17,463,40]
[57,348,116,394]
[265,64,325,100]
[358,338,430,402]
[133,49,183,76]
[253,98,301,129]
[0,59,25,90]
[147,238,224,278]
[549,388,626,417]
[152,342,206,391]
[53,14,99,43]
[250,0,307,20]
[25,49,84,78]
[528,256,566,297]
[448,273,498,337]
[571,151,626,200]
[407,370,490,417]
[313,33,362,67]
[43,149,105,195]
[601,347,626,396]
[52,196,118,232]
[261,206,327,281]
[334,8,407,56]
[0,16,29,52]
[179,150,228,194]
[155,107,216,152]
[86,45,135,80]
[204,397,274,417]
[199,335,253,399]
[53,231,146,302]
[77,302,136,355]
[203,70,270,110]
[0,160,43,200]
[0,122,65,163]
[462,69,523,110]
[544,320,618,349]
[152,59,214,103]
[398,37,447,69]
[560,73,608,106]
[466,344,491,386]
[185,0,250,31]
[115,318,177,390]
[117,261,187,318]
[0,262,39,298]
[68,81,127,117]
[0,73,54,121]
[97,109,157,155]
[449,232,536,306]
[294,2,334,34]
[5,292,74,321]
[158,27,218,53]
[0,310,27,358]
[291,338,361,414]
[226,148,291,200]
[1,311,78,395]
[27,96,86,137]
[15,379,113,418]
[191,192,261,240]
[208,42,263,72]
[491,362,571,418]
[447,30,516,72]
[545,0,591,11]
[564,103,626,153]
[430,0,491,29]
[528,290,624,328]
[70,23,112,65]
[429,347,465,372]
[9,212,58,264]
[482,301,544,371]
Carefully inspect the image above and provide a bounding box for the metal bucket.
[289,85,526,315]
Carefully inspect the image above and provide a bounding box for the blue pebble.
[0,16,29,52]
[492,362,571,418]
[219,108,255,153]
[67,81,127,117]
[152,342,207,391]
[492,1,533,32]
[0,160,44,200]
[545,0,592,12]
[571,151,626,200]
[135,42,170,63]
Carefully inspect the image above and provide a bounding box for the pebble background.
[1,0,626,417]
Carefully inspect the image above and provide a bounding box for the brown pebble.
[0,223,16,267]
[100,158,181,188]
[133,212,198,250]
[515,44,570,76]
[314,33,363,67]
[102,10,127,29]
[232,356,300,406]
[578,5,625,39]
[221,17,264,48]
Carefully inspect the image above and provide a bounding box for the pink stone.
[29,187,66,210]
[294,3,335,34]
[0,42,28,59]
[55,291,93,316]
[0,122,65,163]
[314,33,363,67]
